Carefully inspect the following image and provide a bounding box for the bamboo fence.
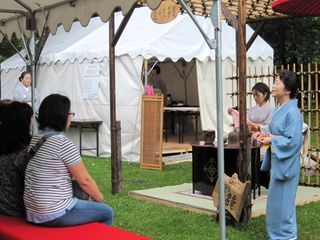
[226,63,320,187]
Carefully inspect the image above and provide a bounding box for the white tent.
[0,7,273,161]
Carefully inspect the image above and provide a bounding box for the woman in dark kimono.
[0,101,33,216]
[253,70,302,240]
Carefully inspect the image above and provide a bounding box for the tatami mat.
[129,183,320,217]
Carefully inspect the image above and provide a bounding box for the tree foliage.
[0,35,24,62]
[250,17,320,66]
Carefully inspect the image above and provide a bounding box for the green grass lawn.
[84,156,320,240]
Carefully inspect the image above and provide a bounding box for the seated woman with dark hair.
[24,94,114,227]
[228,82,274,132]
[247,82,274,132]
[0,101,34,216]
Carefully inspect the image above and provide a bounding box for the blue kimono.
[261,99,302,240]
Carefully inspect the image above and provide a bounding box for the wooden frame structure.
[140,95,164,170]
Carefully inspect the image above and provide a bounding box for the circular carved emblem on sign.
[151,0,180,24]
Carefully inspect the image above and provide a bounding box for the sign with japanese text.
[213,173,251,222]
[151,0,180,24]
[83,64,100,99]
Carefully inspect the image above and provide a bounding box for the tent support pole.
[237,0,251,224]
[109,11,122,194]
[30,30,37,134]
[177,0,225,238]
[0,31,27,64]
[182,60,188,105]
[35,27,50,64]
[35,12,50,64]
[171,60,194,105]
[177,0,216,49]
[211,0,226,238]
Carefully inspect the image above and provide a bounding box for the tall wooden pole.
[109,11,122,194]
[237,0,252,223]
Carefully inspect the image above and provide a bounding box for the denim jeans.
[40,199,114,227]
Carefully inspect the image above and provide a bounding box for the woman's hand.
[252,131,263,140]
[252,132,271,146]
[258,136,271,145]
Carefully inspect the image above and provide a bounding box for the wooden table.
[70,119,103,157]
[164,106,200,143]
[192,143,260,198]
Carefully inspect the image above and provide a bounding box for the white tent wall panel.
[197,59,230,134]
[35,56,143,161]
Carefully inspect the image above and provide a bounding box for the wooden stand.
[192,144,260,198]
[140,95,164,170]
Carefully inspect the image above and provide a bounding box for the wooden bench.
[0,215,151,240]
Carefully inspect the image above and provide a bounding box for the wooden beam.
[111,2,137,47]
[246,21,265,51]
[221,2,238,31]
[237,0,252,224]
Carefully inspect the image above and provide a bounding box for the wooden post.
[109,11,122,194]
[237,0,251,223]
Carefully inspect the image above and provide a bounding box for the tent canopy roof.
[1,7,273,71]
[0,0,284,43]
[0,0,161,42]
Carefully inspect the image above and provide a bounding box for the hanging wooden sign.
[213,173,251,222]
[151,0,180,24]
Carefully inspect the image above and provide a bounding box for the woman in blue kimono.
[253,70,302,240]
[13,71,40,116]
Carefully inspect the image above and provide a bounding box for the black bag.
[72,180,89,200]
[28,134,90,200]
[26,135,49,162]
